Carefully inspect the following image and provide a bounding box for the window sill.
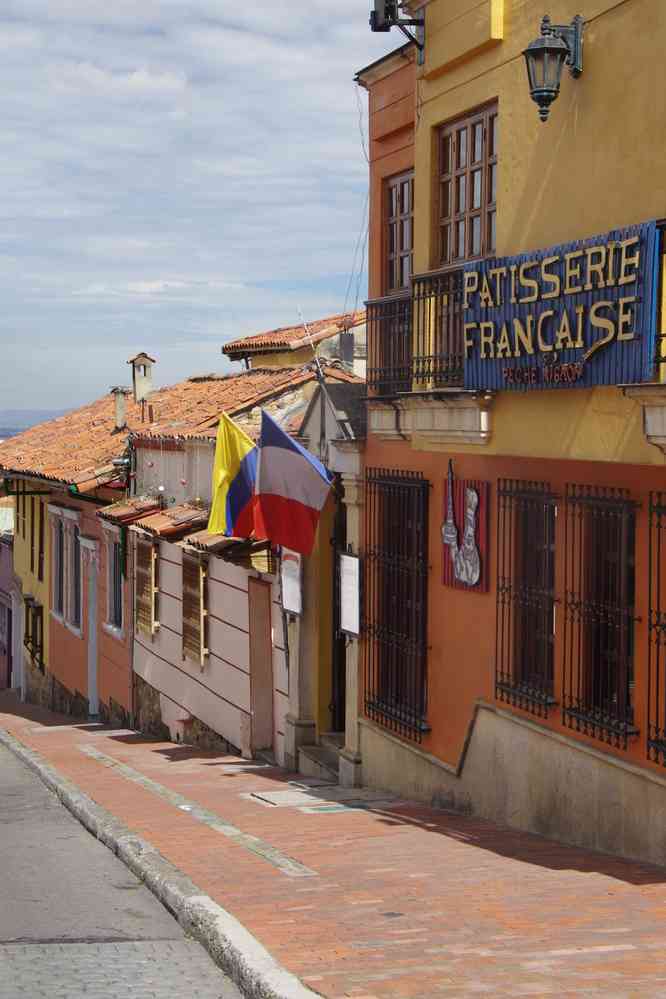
[50,610,65,625]
[65,620,83,639]
[103,621,124,642]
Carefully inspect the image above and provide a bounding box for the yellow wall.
[13,482,51,669]
[251,346,314,369]
[411,0,666,466]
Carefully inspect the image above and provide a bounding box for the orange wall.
[49,499,132,714]
[364,434,666,775]
[364,54,416,299]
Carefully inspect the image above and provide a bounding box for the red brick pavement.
[3,691,666,998]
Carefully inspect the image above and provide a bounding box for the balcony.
[367,268,464,397]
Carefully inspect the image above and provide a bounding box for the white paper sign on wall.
[339,553,360,637]
[280,548,303,616]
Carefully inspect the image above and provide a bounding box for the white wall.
[134,440,215,507]
[132,535,288,763]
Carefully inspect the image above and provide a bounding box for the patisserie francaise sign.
[463,221,660,391]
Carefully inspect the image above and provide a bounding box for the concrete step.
[320,731,344,752]
[298,744,339,782]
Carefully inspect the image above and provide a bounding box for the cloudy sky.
[0,1,396,409]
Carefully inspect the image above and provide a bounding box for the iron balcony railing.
[367,267,464,396]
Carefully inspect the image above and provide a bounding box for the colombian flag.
[207,413,257,537]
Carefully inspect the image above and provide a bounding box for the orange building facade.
[356,0,666,865]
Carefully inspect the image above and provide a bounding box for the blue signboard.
[463,221,660,391]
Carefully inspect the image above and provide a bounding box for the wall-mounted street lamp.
[523,14,585,122]
[369,1,425,59]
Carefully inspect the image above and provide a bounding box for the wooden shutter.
[136,539,159,636]
[38,501,45,582]
[182,555,208,667]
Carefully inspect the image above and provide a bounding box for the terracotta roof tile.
[133,503,209,539]
[0,364,361,483]
[98,497,161,525]
[222,311,365,357]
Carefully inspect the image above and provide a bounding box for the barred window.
[136,539,159,637]
[496,480,557,717]
[438,104,497,265]
[182,555,208,667]
[69,526,81,629]
[54,518,64,617]
[108,540,123,631]
[364,469,430,743]
[23,599,44,673]
[648,492,666,763]
[563,485,638,749]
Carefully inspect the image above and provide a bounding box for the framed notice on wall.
[280,548,303,616]
[339,552,361,637]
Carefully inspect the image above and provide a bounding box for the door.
[248,578,273,753]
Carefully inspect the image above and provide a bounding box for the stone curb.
[0,725,322,999]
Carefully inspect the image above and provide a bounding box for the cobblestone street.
[0,743,240,999]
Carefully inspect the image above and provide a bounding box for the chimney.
[111,387,130,431]
[127,352,156,403]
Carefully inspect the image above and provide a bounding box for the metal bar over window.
[364,468,430,743]
[562,484,638,749]
[648,491,666,763]
[412,268,464,390]
[366,293,412,395]
[495,479,558,717]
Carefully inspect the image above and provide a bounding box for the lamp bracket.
[369,3,425,53]
[540,14,584,78]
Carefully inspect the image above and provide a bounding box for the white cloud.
[0,2,397,406]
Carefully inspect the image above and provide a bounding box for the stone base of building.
[359,702,666,869]
[24,656,89,719]
[132,673,238,754]
[99,697,131,730]
[284,714,317,772]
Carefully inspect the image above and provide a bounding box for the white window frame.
[102,523,124,640]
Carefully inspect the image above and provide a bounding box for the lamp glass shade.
[523,32,569,120]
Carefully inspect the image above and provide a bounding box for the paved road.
[0,744,241,999]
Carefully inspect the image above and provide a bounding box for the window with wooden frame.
[563,485,638,749]
[30,497,35,575]
[38,501,45,582]
[23,598,44,672]
[496,479,558,718]
[182,554,209,667]
[136,538,159,637]
[385,170,414,294]
[438,104,498,266]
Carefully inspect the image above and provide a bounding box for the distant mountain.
[0,409,67,431]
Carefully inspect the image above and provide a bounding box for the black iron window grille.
[364,468,430,743]
[23,598,44,673]
[563,484,639,749]
[496,479,558,717]
[648,492,666,764]
[367,293,412,395]
[412,269,464,389]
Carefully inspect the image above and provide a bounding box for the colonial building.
[356,0,666,865]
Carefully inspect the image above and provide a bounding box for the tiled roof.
[0,364,360,485]
[222,311,366,358]
[98,497,161,525]
[133,503,209,540]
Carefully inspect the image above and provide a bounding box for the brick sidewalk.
[3,691,666,998]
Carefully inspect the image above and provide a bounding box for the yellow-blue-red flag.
[207,413,258,537]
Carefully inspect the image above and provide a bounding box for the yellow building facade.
[11,480,51,684]
[358,0,666,865]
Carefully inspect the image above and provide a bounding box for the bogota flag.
[207,413,257,537]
